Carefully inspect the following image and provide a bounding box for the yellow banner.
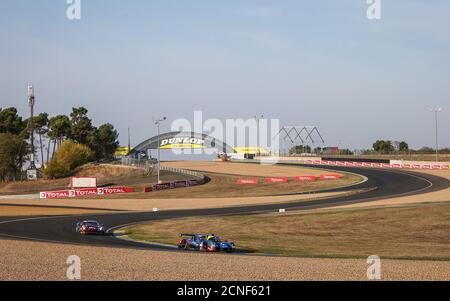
[115,147,130,156]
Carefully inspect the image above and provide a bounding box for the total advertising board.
[320,174,342,180]
[236,178,259,185]
[266,177,289,183]
[40,186,134,199]
[295,175,318,182]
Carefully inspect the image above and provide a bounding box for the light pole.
[27,85,36,169]
[153,117,166,183]
[430,108,442,162]
[254,114,264,155]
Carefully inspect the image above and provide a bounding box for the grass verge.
[123,202,450,260]
[104,172,362,199]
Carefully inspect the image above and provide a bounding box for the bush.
[44,140,94,179]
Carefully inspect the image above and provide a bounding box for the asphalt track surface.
[0,164,449,253]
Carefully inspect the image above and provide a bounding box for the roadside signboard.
[40,186,134,199]
[27,169,37,181]
[70,177,97,189]
[267,177,289,183]
[320,174,342,180]
[236,178,259,185]
[295,176,317,182]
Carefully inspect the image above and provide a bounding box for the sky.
[0,0,449,151]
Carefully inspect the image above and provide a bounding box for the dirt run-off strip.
[0,161,362,200]
[0,205,118,217]
[1,238,449,280]
[0,161,364,211]
[0,190,361,213]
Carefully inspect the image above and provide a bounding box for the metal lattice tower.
[274,126,325,155]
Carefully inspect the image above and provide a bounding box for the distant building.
[322,147,339,155]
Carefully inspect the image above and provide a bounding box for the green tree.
[340,149,354,155]
[44,140,94,179]
[48,115,71,159]
[69,107,94,145]
[25,113,49,167]
[373,140,394,154]
[0,133,28,182]
[0,107,27,136]
[87,123,119,160]
[373,140,383,152]
[416,147,434,154]
[289,145,312,155]
[399,141,409,152]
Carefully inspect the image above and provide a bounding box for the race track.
[0,164,449,254]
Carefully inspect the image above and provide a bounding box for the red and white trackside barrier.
[40,186,134,199]
[237,174,343,185]
[320,174,342,180]
[303,160,449,170]
[236,178,259,185]
[266,177,289,183]
[295,176,318,182]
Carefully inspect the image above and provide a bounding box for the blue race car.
[178,233,235,253]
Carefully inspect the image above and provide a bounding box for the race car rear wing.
[180,233,196,237]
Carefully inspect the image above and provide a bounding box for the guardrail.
[160,166,205,180]
[119,157,153,168]
[143,166,207,192]
[287,159,450,170]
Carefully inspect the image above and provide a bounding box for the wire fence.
[159,166,204,179]
[118,158,205,180]
[119,157,155,167]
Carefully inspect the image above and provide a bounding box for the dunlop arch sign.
[160,137,206,149]
[131,131,235,154]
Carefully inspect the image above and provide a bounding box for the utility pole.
[153,117,166,183]
[430,108,442,162]
[128,127,131,153]
[27,85,36,169]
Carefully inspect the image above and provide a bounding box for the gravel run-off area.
[1,239,449,281]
